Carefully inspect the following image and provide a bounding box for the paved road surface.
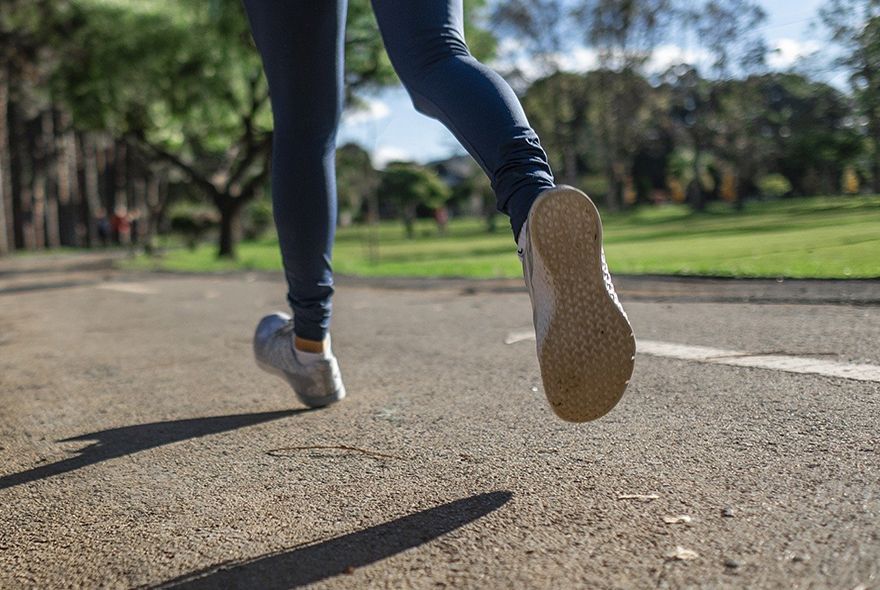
[1,255,878,589]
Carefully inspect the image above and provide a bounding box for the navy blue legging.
[241,0,556,341]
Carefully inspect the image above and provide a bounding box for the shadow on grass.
[149,491,513,589]
[0,410,304,490]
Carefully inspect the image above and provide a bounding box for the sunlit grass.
[123,196,880,279]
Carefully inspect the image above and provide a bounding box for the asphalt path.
[1,255,878,589]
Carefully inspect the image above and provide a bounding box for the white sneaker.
[253,312,346,408]
[517,185,636,422]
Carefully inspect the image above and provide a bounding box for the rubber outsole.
[527,185,636,422]
[256,360,345,408]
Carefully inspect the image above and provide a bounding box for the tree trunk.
[55,109,79,246]
[561,144,578,187]
[144,173,164,253]
[9,98,32,249]
[132,175,146,246]
[30,114,48,249]
[403,203,416,239]
[14,107,39,249]
[218,200,242,258]
[688,146,705,210]
[604,161,621,212]
[102,141,114,214]
[0,66,11,255]
[41,109,61,249]
[80,132,102,246]
[872,153,880,194]
[114,139,127,212]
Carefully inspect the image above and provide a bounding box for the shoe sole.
[256,359,346,408]
[528,185,636,422]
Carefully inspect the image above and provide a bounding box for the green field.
[124,196,880,279]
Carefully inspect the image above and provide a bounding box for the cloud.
[492,39,721,81]
[647,44,713,73]
[342,98,391,126]
[492,36,824,80]
[556,46,600,73]
[767,38,821,70]
[372,145,412,169]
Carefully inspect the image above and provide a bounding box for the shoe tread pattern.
[529,186,636,422]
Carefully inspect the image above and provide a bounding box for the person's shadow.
[0,409,305,490]
[148,491,513,589]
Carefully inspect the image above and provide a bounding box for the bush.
[757,174,792,199]
[168,203,219,250]
[243,198,273,240]
[579,174,609,200]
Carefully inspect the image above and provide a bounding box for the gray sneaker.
[253,312,346,408]
[517,184,636,422]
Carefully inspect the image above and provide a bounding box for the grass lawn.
[123,196,880,279]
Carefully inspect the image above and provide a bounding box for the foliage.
[378,162,452,238]
[335,142,378,224]
[757,174,793,198]
[167,201,218,249]
[820,0,880,191]
[242,197,273,240]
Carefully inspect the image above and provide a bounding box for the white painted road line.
[97,283,159,295]
[504,330,880,383]
[637,340,880,383]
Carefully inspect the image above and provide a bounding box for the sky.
[335,0,830,169]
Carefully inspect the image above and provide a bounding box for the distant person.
[111,206,131,246]
[434,206,449,234]
[246,0,635,422]
[96,208,111,247]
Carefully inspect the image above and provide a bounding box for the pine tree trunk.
[0,66,11,255]
[11,102,36,249]
[41,109,61,249]
[30,113,48,249]
[55,109,78,246]
[81,132,102,246]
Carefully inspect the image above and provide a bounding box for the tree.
[821,0,880,191]
[662,66,721,209]
[684,0,768,77]
[451,164,496,231]
[48,1,268,257]
[335,142,378,226]
[764,74,863,195]
[521,71,593,185]
[53,0,400,258]
[377,162,451,238]
[1,0,85,254]
[577,0,675,209]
